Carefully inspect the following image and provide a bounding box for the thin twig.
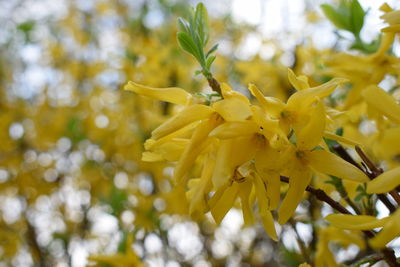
[333,144,362,170]
[207,77,222,95]
[355,146,397,213]
[389,190,400,205]
[347,254,383,267]
[280,176,351,214]
[355,146,381,176]
[289,219,311,264]
[26,217,48,267]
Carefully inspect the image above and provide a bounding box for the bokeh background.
[0,0,399,266]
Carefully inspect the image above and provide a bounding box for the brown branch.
[389,191,400,205]
[355,146,381,176]
[333,144,362,170]
[355,146,398,212]
[26,217,48,267]
[207,77,222,95]
[289,219,311,264]
[280,175,351,214]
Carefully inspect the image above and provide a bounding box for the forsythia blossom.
[124,69,369,240]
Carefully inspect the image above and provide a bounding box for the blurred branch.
[25,216,48,267]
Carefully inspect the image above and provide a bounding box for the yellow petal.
[189,153,215,219]
[287,68,309,91]
[264,172,281,210]
[369,210,400,249]
[239,179,255,226]
[325,227,365,249]
[212,98,252,121]
[174,117,221,185]
[380,3,393,13]
[209,121,259,139]
[155,138,189,161]
[381,25,400,32]
[248,84,285,116]
[255,147,284,210]
[362,85,400,124]
[208,181,230,209]
[253,172,270,212]
[315,241,338,267]
[251,106,285,139]
[255,160,281,210]
[325,214,388,230]
[381,11,400,25]
[260,210,278,241]
[151,104,214,139]
[367,166,400,194]
[212,139,234,188]
[323,131,360,147]
[212,137,256,188]
[297,99,325,150]
[230,137,257,167]
[221,83,250,104]
[124,81,192,105]
[377,127,400,158]
[372,33,395,58]
[308,149,369,182]
[287,77,348,110]
[369,224,400,248]
[145,122,199,150]
[210,182,240,225]
[278,162,312,225]
[142,151,164,162]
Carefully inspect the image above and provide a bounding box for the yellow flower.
[124,70,367,237]
[247,70,366,224]
[367,166,400,194]
[124,81,193,105]
[380,3,400,33]
[326,210,400,249]
[362,85,400,124]
[208,160,278,241]
[277,146,369,225]
[315,226,364,267]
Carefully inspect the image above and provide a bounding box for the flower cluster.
[124,69,370,240]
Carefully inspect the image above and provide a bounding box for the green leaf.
[280,247,303,267]
[117,231,128,253]
[177,32,202,61]
[323,137,338,152]
[335,127,344,136]
[350,34,380,54]
[206,44,219,58]
[205,55,216,70]
[65,117,86,144]
[176,3,219,82]
[194,3,209,46]
[321,0,366,37]
[321,4,350,31]
[177,17,190,33]
[17,20,35,33]
[350,0,365,35]
[109,187,128,216]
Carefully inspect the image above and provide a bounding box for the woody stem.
[206,76,222,95]
[355,146,400,207]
